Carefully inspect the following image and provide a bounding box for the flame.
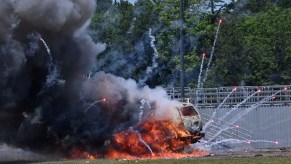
[69,149,96,160]
[105,120,207,159]
[69,120,207,160]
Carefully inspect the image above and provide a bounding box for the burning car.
[173,102,204,143]
[100,101,205,159]
[67,100,206,159]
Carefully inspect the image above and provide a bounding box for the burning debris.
[0,0,205,160]
[67,101,206,159]
[104,119,205,159]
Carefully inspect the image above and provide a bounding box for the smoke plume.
[0,0,179,158]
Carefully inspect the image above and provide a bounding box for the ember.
[69,149,96,160]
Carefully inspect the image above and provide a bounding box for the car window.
[180,106,198,116]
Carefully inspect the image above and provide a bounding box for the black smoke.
[0,0,179,158]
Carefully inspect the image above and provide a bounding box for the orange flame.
[69,120,208,160]
[105,120,207,159]
[69,149,96,160]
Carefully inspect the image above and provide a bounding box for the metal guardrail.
[167,85,291,107]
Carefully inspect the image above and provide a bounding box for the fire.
[69,120,208,160]
[105,120,207,159]
[69,149,96,160]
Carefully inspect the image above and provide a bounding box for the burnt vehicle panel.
[175,102,204,143]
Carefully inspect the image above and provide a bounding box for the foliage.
[211,6,291,86]
[89,0,291,88]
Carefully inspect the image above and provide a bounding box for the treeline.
[90,0,291,88]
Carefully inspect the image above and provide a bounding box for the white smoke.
[82,71,180,120]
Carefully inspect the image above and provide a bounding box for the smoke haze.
[0,0,179,158]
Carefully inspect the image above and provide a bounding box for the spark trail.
[228,90,282,125]
[38,37,62,96]
[134,130,154,155]
[203,139,278,148]
[39,37,53,64]
[221,89,261,121]
[197,53,206,89]
[208,90,283,141]
[195,53,206,105]
[84,99,106,112]
[139,99,151,123]
[203,87,236,131]
[201,19,222,88]
[138,28,159,86]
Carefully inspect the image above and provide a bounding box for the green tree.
[89,0,291,88]
[211,6,291,86]
[152,0,203,87]
[245,0,291,12]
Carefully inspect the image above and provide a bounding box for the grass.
[5,156,288,164]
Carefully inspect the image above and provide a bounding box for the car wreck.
[173,102,205,143]
[102,101,205,157]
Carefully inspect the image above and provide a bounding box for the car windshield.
[180,106,198,116]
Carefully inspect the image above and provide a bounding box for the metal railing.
[167,85,291,108]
